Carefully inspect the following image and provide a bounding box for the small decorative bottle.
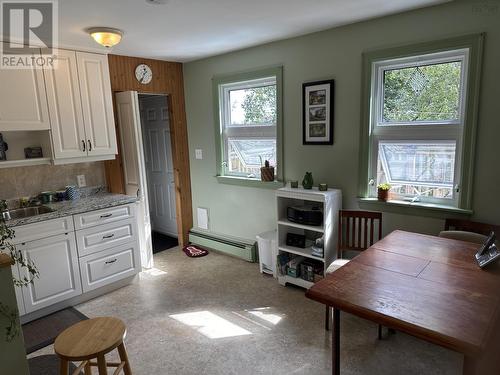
[302,172,314,189]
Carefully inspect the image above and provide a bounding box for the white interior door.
[139,96,178,237]
[115,91,153,268]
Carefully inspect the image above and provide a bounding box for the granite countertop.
[6,193,138,228]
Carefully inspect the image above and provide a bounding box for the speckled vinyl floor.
[29,248,462,374]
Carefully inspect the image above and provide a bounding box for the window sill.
[358,198,473,219]
[216,175,284,189]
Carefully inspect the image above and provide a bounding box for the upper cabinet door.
[76,52,117,157]
[0,44,50,131]
[45,49,87,159]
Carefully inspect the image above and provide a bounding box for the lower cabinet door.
[79,241,140,292]
[19,233,82,314]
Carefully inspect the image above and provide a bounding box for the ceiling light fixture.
[87,27,123,48]
[145,0,169,4]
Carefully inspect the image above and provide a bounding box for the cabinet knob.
[105,258,117,265]
[102,233,115,240]
[100,213,113,218]
[82,140,86,152]
[88,140,92,152]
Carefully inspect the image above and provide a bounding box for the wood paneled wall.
[105,54,192,246]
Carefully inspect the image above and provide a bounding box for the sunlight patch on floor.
[247,307,283,325]
[170,311,252,339]
[140,268,168,279]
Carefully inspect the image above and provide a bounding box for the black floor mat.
[22,307,88,354]
[152,231,178,254]
[29,355,77,375]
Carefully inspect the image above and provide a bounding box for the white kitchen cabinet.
[79,241,140,292]
[18,233,82,314]
[0,44,50,131]
[47,50,117,163]
[76,52,117,157]
[11,216,74,245]
[73,204,135,230]
[45,49,87,159]
[76,217,138,257]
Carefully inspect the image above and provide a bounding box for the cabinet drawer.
[12,216,74,244]
[79,242,140,292]
[74,204,135,230]
[76,218,137,257]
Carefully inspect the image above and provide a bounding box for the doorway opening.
[138,94,179,254]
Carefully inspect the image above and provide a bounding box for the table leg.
[332,308,340,375]
[463,356,479,375]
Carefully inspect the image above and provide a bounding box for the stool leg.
[118,343,132,375]
[84,361,92,375]
[60,359,69,375]
[97,354,108,375]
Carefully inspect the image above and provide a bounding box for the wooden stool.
[54,317,132,375]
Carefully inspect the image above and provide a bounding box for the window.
[214,67,282,182]
[359,34,483,211]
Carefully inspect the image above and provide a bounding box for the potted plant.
[377,183,391,201]
[0,200,39,341]
[260,159,275,182]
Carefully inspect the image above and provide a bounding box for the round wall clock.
[135,64,153,84]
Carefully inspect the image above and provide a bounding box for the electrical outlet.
[76,174,87,188]
[195,149,203,160]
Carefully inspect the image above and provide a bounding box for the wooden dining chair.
[440,219,500,245]
[325,210,383,336]
[443,218,500,236]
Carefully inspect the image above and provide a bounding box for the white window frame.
[368,49,470,207]
[219,76,277,179]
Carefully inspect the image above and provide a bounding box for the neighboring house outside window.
[213,67,283,184]
[359,34,484,212]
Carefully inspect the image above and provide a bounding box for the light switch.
[195,149,203,160]
[77,174,87,188]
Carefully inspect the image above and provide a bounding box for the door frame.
[111,90,187,245]
[105,55,193,247]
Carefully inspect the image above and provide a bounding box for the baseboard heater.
[189,229,257,262]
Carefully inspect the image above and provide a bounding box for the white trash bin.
[256,230,277,277]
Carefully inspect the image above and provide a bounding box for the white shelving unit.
[276,186,342,289]
[0,130,52,168]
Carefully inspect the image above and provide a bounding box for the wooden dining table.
[306,230,500,375]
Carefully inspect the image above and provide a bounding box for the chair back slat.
[338,210,382,258]
[346,217,351,248]
[444,219,500,237]
[357,217,362,249]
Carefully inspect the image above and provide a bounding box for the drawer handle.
[105,258,117,265]
[102,234,115,239]
[100,213,113,218]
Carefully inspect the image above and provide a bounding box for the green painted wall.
[184,0,500,241]
[0,266,29,375]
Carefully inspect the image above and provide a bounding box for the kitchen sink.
[1,206,54,221]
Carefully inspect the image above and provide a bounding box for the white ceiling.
[55,0,447,62]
